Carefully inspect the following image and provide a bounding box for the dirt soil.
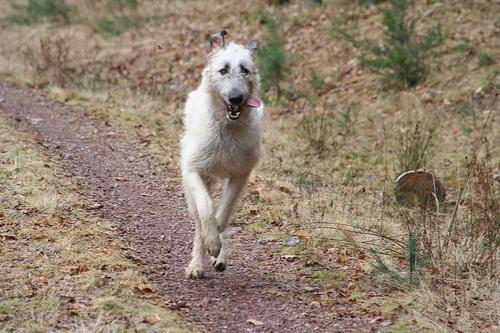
[0,81,382,332]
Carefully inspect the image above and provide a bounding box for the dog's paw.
[209,256,227,272]
[185,263,204,279]
[204,234,222,258]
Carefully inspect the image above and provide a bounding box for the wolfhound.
[181,30,263,279]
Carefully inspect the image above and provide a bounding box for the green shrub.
[334,0,444,87]
[4,0,77,25]
[257,11,289,100]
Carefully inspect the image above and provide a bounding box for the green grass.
[95,14,159,37]
[3,0,77,25]
[478,53,495,67]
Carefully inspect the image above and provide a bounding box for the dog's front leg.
[211,174,250,272]
[185,217,204,279]
[183,171,221,278]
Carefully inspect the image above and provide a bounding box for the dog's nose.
[228,91,244,105]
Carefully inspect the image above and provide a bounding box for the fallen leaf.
[1,234,16,240]
[70,265,90,275]
[258,190,274,202]
[0,314,11,322]
[291,202,299,217]
[138,285,155,293]
[369,316,384,324]
[278,186,292,194]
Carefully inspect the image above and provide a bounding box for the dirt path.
[0,81,379,333]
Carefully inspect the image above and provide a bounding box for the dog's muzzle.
[224,96,262,121]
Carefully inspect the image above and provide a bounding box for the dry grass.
[0,0,499,331]
[0,119,190,332]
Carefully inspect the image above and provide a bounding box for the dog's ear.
[246,40,258,54]
[209,30,227,53]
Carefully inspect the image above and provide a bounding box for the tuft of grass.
[457,157,498,267]
[257,10,289,100]
[334,0,445,87]
[309,73,325,90]
[3,0,77,25]
[395,120,435,173]
[298,101,357,155]
[298,103,335,155]
[335,102,357,135]
[22,35,74,87]
[478,53,495,67]
[452,37,475,56]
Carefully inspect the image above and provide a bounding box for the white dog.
[180,30,264,279]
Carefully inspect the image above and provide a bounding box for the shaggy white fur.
[181,31,264,279]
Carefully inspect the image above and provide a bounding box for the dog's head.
[204,30,261,121]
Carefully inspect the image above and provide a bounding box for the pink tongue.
[246,96,262,108]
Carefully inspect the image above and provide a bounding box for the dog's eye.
[219,68,228,76]
[240,67,250,75]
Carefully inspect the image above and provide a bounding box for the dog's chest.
[196,128,260,177]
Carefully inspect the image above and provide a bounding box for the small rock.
[247,319,264,326]
[421,91,433,102]
[144,313,162,324]
[310,301,321,308]
[287,236,301,246]
[90,203,103,210]
[0,314,11,322]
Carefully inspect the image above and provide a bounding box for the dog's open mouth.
[224,96,261,121]
[226,104,241,120]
